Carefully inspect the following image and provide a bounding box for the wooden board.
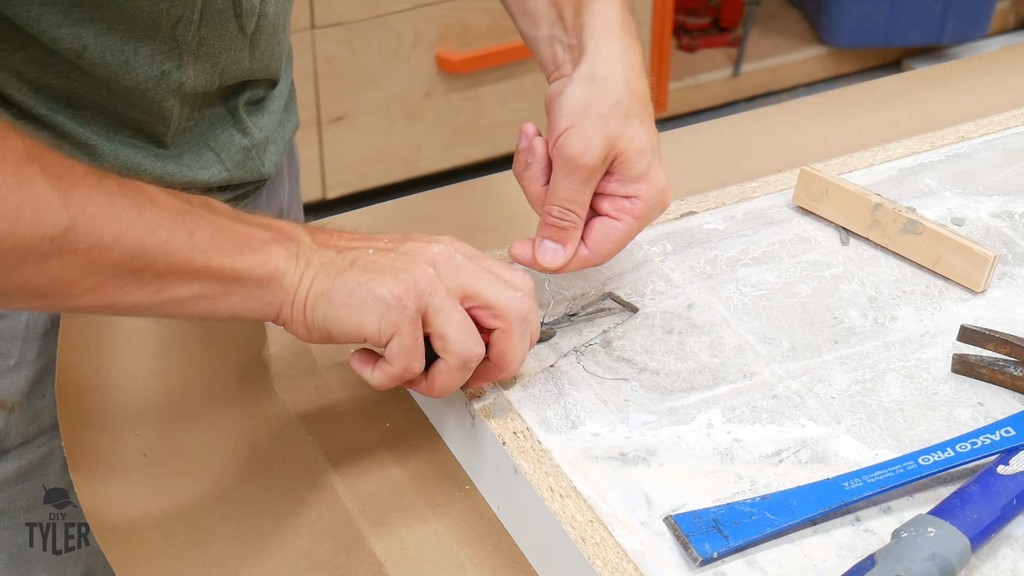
[315,0,548,198]
[793,166,1000,293]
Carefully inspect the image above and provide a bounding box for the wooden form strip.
[792,165,1000,293]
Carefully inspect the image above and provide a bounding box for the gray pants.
[0,144,303,575]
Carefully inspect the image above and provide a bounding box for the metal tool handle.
[957,324,1024,361]
[952,324,1024,394]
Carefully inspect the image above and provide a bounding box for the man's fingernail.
[537,239,566,268]
[517,129,528,150]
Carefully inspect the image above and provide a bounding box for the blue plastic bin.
[791,0,998,48]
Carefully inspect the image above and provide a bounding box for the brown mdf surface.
[56,317,534,576]
[292,31,325,203]
[56,318,376,575]
[663,0,1019,118]
[793,166,1000,292]
[316,0,547,199]
[264,328,535,575]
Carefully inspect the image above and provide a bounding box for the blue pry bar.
[664,410,1024,566]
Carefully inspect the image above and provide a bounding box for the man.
[0,0,670,573]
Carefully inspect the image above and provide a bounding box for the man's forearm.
[0,118,307,322]
[499,0,646,84]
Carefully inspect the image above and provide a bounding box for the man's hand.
[1,119,538,399]
[279,228,540,398]
[500,0,672,273]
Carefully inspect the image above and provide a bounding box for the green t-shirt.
[0,1,297,203]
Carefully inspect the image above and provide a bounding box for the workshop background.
[52,2,1024,575]
[291,0,1024,218]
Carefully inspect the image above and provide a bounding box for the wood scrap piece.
[792,165,1000,292]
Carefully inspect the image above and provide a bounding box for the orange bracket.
[435,41,533,74]
[650,0,675,114]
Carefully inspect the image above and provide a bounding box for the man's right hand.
[278,228,540,398]
[2,118,537,399]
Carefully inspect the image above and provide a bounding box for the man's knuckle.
[571,153,601,173]
[554,137,595,164]
[513,269,537,295]
[396,362,424,382]
[511,292,536,321]
[448,339,485,365]
[542,203,585,232]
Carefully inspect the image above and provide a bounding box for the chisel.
[423,291,638,369]
[664,410,1024,566]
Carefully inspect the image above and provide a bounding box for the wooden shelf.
[659,0,1022,117]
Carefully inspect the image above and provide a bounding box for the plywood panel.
[291,0,311,32]
[292,31,324,203]
[316,0,547,198]
[313,0,446,27]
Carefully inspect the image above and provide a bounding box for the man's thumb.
[535,152,605,269]
[534,194,589,269]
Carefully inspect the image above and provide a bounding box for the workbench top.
[54,46,1024,576]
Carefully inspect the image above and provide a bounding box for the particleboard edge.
[411,391,609,576]
[473,106,1024,575]
[478,390,644,576]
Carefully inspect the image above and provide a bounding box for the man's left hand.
[508,59,671,273]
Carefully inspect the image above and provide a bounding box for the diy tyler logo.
[25,485,94,556]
